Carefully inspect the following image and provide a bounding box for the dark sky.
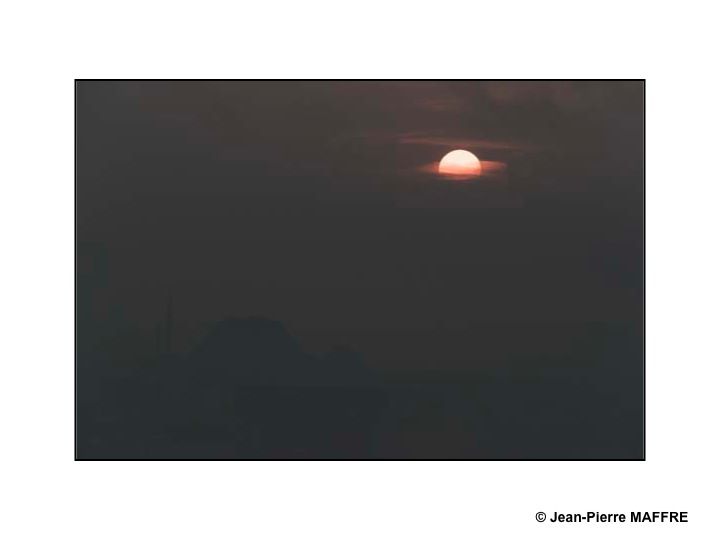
[77,80,643,370]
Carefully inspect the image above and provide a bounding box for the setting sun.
[438,149,482,177]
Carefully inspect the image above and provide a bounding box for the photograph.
[75,80,644,460]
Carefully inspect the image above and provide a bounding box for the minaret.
[164,295,174,355]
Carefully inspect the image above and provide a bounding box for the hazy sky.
[77,81,643,369]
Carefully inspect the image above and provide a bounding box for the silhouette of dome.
[190,317,308,384]
[195,317,302,359]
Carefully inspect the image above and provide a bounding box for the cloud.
[412,96,466,112]
[397,132,536,152]
[414,159,507,178]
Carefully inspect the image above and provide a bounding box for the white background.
[1,1,719,538]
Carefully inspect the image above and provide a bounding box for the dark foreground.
[77,318,643,459]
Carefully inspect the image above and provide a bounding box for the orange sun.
[438,149,482,177]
